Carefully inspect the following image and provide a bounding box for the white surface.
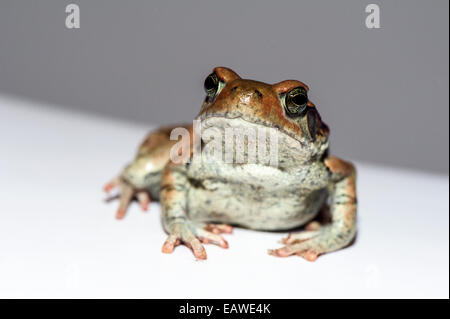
[0,95,448,299]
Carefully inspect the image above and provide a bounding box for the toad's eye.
[204,73,220,98]
[284,87,308,117]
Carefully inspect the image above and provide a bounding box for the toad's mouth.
[198,112,308,147]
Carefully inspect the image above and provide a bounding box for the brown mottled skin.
[104,67,357,261]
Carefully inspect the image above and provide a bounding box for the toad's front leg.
[269,156,357,261]
[103,155,158,219]
[103,125,187,219]
[160,162,232,260]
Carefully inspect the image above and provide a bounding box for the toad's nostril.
[254,90,263,99]
[230,86,238,92]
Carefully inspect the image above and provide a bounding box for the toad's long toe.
[115,183,134,219]
[161,234,181,254]
[103,177,120,193]
[204,223,233,234]
[197,229,229,248]
[136,191,151,211]
[281,229,320,245]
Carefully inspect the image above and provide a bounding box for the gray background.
[0,0,448,173]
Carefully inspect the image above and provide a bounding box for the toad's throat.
[197,120,280,167]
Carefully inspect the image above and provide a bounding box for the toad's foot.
[162,222,231,260]
[269,226,347,262]
[103,176,151,219]
[268,229,323,262]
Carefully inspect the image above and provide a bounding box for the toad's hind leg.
[103,124,192,219]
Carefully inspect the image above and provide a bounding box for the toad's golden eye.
[285,87,308,117]
[204,73,219,98]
